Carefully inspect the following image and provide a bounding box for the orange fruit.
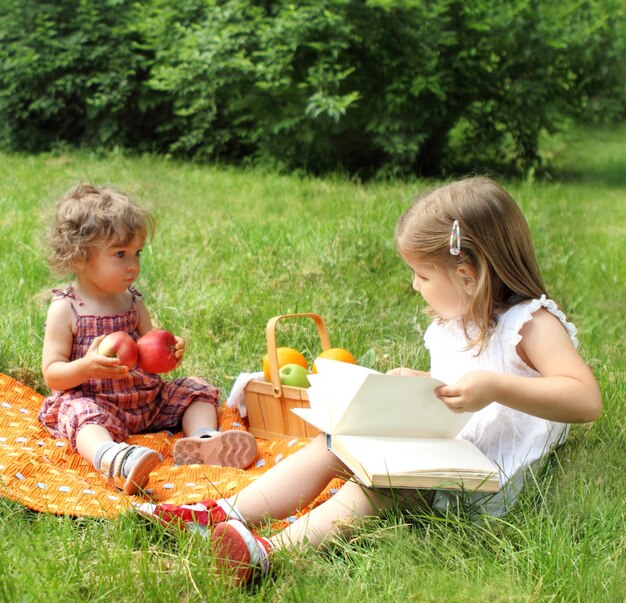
[311,348,357,373]
[263,347,308,382]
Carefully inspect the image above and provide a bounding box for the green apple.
[279,363,311,388]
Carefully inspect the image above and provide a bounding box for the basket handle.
[266,313,332,398]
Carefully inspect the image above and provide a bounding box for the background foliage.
[1,0,624,176]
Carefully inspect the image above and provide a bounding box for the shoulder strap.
[51,286,82,318]
[128,285,143,309]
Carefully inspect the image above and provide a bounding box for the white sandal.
[172,431,257,469]
[100,442,162,495]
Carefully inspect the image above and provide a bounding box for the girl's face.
[77,233,144,296]
[401,253,476,320]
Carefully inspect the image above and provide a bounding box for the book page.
[331,372,470,438]
[291,377,331,432]
[313,359,380,429]
[295,360,471,438]
[290,406,330,433]
[333,435,498,475]
[303,374,326,415]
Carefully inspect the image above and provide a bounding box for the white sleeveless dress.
[424,295,578,517]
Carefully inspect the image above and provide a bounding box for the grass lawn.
[0,122,624,601]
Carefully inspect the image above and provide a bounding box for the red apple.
[137,329,178,374]
[97,331,137,369]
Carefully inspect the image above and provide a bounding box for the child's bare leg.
[174,400,257,469]
[181,399,218,434]
[269,479,388,550]
[209,460,392,584]
[139,436,351,530]
[76,423,114,464]
[232,434,350,523]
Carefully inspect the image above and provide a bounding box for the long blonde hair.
[46,183,155,275]
[396,177,547,350]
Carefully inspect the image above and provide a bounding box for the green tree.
[1,0,624,175]
[0,0,158,151]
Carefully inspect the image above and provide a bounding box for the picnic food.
[311,347,356,373]
[262,347,308,382]
[278,363,311,388]
[137,329,178,373]
[97,331,137,368]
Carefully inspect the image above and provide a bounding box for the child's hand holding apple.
[89,332,135,380]
[174,335,185,361]
[94,329,181,375]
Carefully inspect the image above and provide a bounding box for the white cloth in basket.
[226,371,265,418]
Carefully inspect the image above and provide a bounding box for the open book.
[292,359,499,493]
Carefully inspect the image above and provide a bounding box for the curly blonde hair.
[396,177,548,351]
[46,183,155,275]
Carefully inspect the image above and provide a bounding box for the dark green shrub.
[1,0,624,175]
[139,0,626,175]
[0,0,163,151]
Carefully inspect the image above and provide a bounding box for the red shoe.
[212,519,273,584]
[136,499,228,534]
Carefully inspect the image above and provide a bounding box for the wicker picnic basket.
[244,313,331,439]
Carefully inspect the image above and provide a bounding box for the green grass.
[0,122,624,601]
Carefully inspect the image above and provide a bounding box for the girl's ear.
[456,264,478,295]
[72,255,87,274]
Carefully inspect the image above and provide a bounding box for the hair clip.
[449,220,461,255]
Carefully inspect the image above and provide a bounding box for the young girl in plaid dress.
[39,183,257,495]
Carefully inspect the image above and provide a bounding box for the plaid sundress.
[38,286,219,449]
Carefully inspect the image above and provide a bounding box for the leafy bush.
[0,0,162,151]
[0,0,624,175]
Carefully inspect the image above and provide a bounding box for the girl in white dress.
[139,176,602,584]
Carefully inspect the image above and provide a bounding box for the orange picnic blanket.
[0,372,342,520]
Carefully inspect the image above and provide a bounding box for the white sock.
[190,428,219,438]
[93,441,116,470]
[217,497,246,523]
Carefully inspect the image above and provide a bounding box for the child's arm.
[135,298,154,337]
[42,300,129,391]
[436,308,602,423]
